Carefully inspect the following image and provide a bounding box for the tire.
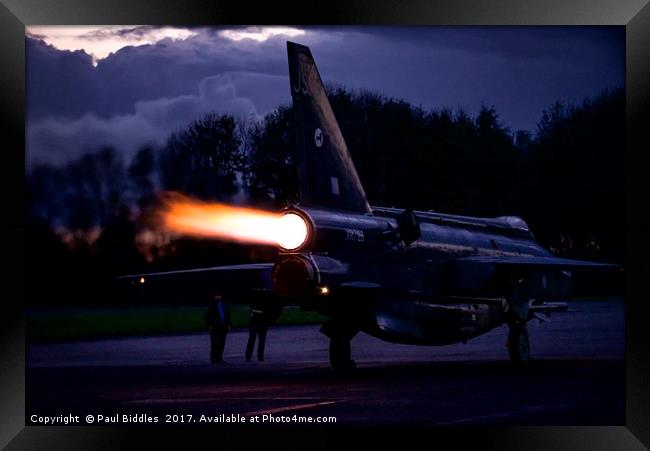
[329,336,356,370]
[507,325,530,365]
[322,317,359,370]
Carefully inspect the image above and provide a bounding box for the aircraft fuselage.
[273,205,571,346]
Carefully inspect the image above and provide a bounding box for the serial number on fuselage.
[345,229,365,242]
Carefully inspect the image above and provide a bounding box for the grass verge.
[26,304,327,342]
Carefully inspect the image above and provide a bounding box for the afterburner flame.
[158,193,309,250]
[276,213,309,250]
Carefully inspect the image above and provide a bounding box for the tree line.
[26,86,624,305]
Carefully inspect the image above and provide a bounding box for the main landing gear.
[329,336,356,370]
[507,321,530,365]
[321,319,359,370]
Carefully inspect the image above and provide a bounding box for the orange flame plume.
[158,193,283,245]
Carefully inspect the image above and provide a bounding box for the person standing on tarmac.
[245,307,266,362]
[205,294,231,363]
[245,301,283,362]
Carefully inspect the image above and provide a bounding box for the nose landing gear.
[504,273,532,365]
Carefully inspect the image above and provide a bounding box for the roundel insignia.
[314,128,323,148]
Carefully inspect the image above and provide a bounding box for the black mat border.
[1,0,648,449]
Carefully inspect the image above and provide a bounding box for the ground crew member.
[205,294,231,363]
[245,301,283,362]
[245,307,266,362]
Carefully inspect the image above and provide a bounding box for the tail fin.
[287,41,370,213]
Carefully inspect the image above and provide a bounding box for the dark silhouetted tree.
[159,113,243,201]
[243,105,298,207]
[128,146,156,211]
[64,147,128,228]
[518,88,624,261]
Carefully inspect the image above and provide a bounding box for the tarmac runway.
[26,299,624,425]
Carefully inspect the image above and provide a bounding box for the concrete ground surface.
[26,299,624,425]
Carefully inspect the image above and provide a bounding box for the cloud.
[26,31,292,121]
[219,26,305,42]
[26,26,624,167]
[27,74,259,166]
[26,37,97,120]
[26,26,197,64]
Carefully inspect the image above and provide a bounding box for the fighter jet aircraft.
[119,42,621,369]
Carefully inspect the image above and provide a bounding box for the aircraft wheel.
[329,336,356,370]
[321,318,359,370]
[507,324,530,365]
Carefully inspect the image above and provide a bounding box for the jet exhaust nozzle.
[272,255,316,298]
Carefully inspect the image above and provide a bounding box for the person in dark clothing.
[245,308,266,362]
[245,301,283,362]
[205,294,231,363]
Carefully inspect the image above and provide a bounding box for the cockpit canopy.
[496,216,531,232]
[372,207,534,240]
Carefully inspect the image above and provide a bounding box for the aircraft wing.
[115,263,275,302]
[453,255,622,271]
[440,254,622,295]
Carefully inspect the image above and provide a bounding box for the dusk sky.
[26,26,624,167]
